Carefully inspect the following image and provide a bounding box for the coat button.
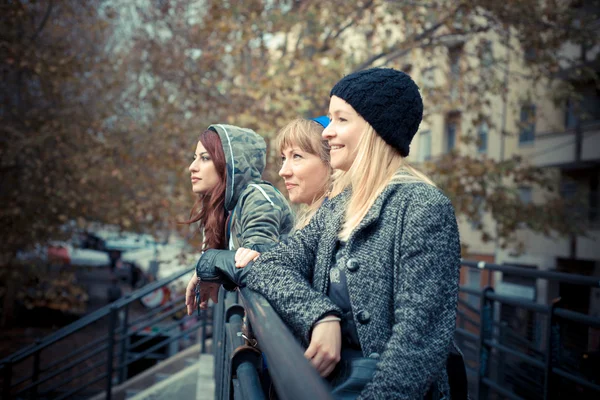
[346,258,359,272]
[368,352,380,359]
[356,310,371,324]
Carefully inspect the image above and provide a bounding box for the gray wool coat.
[246,180,461,400]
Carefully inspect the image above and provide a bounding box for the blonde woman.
[247,68,460,399]
[233,116,332,267]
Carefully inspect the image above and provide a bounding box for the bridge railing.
[212,260,600,400]
[0,266,211,400]
[455,260,600,400]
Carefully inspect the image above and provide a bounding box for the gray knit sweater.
[247,181,461,399]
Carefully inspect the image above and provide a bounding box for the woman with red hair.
[184,124,294,312]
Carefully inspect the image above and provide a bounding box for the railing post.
[201,306,208,354]
[543,298,561,400]
[2,361,12,399]
[118,297,130,384]
[31,343,41,399]
[478,286,494,400]
[105,304,118,400]
[214,288,225,399]
[223,295,245,400]
[497,321,508,386]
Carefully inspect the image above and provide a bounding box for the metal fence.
[2,259,599,400]
[213,260,600,400]
[456,260,600,400]
[0,266,210,400]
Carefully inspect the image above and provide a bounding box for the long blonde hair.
[331,124,436,241]
[276,118,332,230]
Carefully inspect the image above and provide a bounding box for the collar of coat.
[329,170,414,245]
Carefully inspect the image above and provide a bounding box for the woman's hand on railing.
[235,247,261,268]
[305,317,342,377]
[185,272,220,315]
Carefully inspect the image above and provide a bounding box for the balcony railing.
[530,120,600,168]
[2,259,599,399]
[213,260,600,399]
[0,266,211,400]
[456,260,600,399]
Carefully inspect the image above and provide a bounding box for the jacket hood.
[208,124,267,211]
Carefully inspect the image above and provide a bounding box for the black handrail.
[461,259,600,287]
[239,288,334,400]
[4,257,600,400]
[0,266,194,365]
[0,265,210,400]
[474,286,600,400]
[211,286,334,399]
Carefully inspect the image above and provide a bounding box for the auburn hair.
[186,129,228,250]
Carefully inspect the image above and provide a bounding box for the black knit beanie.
[330,67,423,157]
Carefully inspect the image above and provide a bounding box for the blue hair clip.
[311,115,330,128]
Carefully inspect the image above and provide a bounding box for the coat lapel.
[346,170,411,246]
[346,184,394,246]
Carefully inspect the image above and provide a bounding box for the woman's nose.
[189,159,199,172]
[322,124,335,140]
[279,161,292,177]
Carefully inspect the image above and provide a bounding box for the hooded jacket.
[197,123,293,260]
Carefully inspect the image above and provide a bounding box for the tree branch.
[353,6,458,71]
[30,0,54,42]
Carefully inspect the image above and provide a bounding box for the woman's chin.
[288,194,299,204]
[330,157,348,171]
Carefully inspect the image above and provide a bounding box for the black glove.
[195,249,254,290]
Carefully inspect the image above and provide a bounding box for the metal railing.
[212,287,334,400]
[210,259,600,400]
[0,266,211,400]
[455,260,600,400]
[2,258,599,400]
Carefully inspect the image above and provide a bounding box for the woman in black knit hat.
[195,68,463,399]
[250,67,461,399]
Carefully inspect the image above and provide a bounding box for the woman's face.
[279,144,330,205]
[189,141,220,194]
[323,95,366,171]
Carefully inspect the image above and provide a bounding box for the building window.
[518,187,532,204]
[565,98,578,129]
[590,188,599,225]
[424,8,438,29]
[470,195,484,230]
[524,45,538,62]
[478,122,488,153]
[453,9,465,31]
[560,180,587,223]
[519,104,536,144]
[467,268,481,308]
[421,67,436,89]
[481,40,493,68]
[449,46,462,101]
[446,121,457,152]
[418,130,432,162]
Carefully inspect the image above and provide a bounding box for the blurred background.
[0,0,599,399]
